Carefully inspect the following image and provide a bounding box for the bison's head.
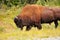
[14,17,23,30]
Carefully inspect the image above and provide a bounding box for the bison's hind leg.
[54,20,58,28]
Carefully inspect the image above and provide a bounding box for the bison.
[14,5,60,31]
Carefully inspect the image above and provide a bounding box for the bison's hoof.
[37,27,42,30]
[26,28,31,31]
[20,28,23,30]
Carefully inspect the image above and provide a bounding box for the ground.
[0,6,60,40]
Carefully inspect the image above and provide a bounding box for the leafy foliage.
[0,0,60,7]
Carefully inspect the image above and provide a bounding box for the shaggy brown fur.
[14,5,60,31]
[15,5,44,30]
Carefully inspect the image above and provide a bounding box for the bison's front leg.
[37,24,42,30]
[35,23,42,30]
[54,20,58,28]
[26,25,31,31]
[20,27,23,30]
[20,25,24,30]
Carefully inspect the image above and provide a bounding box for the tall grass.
[36,0,60,6]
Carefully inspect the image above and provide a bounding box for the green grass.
[0,6,60,40]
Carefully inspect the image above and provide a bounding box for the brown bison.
[14,5,60,31]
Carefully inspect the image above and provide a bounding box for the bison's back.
[41,8,55,23]
[51,7,60,20]
[17,5,45,23]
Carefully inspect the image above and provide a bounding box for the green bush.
[36,0,60,6]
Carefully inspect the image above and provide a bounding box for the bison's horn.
[15,16,18,19]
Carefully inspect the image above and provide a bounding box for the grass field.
[0,6,60,40]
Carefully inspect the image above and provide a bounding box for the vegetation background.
[0,0,60,40]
